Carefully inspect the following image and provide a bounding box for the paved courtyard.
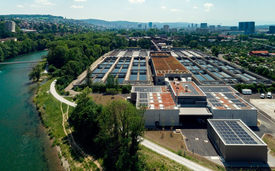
[250,99,275,119]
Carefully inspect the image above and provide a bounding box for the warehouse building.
[207,119,267,162]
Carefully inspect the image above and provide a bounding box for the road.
[50,79,77,107]
[141,139,211,171]
[50,79,210,171]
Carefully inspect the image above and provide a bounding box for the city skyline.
[1,0,275,25]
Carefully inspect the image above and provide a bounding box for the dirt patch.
[90,94,125,106]
[144,131,186,152]
[263,134,275,157]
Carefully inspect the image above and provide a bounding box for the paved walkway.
[50,80,77,107]
[50,79,211,171]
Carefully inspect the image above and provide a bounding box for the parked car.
[267,92,273,99]
[260,93,265,99]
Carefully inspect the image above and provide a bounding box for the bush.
[121,84,131,94]
[48,65,57,73]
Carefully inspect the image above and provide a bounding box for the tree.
[106,74,115,88]
[0,47,4,62]
[86,66,93,88]
[96,100,145,171]
[70,87,103,145]
[29,64,41,82]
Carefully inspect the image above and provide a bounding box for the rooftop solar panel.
[200,86,232,93]
[139,93,148,99]
[134,87,161,93]
[210,120,259,145]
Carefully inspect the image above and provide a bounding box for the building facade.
[200,23,208,29]
[4,20,16,32]
[238,21,255,35]
[163,25,169,32]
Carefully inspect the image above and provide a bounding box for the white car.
[267,92,273,99]
[260,93,265,99]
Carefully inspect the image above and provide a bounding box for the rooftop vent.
[185,85,188,92]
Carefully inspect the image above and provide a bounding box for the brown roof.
[151,56,189,76]
[250,51,269,54]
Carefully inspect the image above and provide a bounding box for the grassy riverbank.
[34,79,99,170]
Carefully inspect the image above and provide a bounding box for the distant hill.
[82,18,192,28]
[0,14,63,20]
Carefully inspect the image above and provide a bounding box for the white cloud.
[35,0,56,5]
[128,0,145,3]
[30,4,41,7]
[74,0,87,1]
[204,3,214,12]
[170,9,179,12]
[161,6,166,9]
[185,0,190,2]
[16,5,24,8]
[126,7,132,10]
[71,5,84,8]
[193,6,198,9]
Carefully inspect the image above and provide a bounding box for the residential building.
[200,23,207,29]
[4,20,16,32]
[209,25,215,30]
[149,22,153,28]
[163,25,169,32]
[269,26,275,34]
[230,26,238,31]
[238,21,255,34]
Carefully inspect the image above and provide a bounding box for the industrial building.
[207,119,268,162]
[131,79,257,127]
[4,20,15,32]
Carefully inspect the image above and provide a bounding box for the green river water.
[0,51,63,171]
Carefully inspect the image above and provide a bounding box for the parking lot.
[181,128,218,157]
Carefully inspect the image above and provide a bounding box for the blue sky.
[1,0,275,25]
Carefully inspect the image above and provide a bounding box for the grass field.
[140,146,192,171]
[144,131,225,171]
[90,94,125,106]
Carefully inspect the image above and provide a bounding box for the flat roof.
[205,92,255,110]
[133,86,176,110]
[199,86,238,94]
[179,107,212,115]
[151,55,189,76]
[170,81,206,97]
[208,119,266,145]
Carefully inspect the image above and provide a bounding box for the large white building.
[4,21,16,33]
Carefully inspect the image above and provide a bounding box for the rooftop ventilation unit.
[185,85,188,92]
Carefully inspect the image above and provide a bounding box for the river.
[0,51,63,171]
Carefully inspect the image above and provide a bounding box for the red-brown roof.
[250,51,269,54]
[151,56,189,76]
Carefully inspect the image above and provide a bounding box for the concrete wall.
[144,109,179,127]
[207,122,267,163]
[224,145,267,162]
[211,109,257,126]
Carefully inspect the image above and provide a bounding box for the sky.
[1,0,275,26]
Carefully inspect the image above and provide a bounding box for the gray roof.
[208,119,266,145]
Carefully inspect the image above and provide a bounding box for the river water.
[0,51,63,171]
